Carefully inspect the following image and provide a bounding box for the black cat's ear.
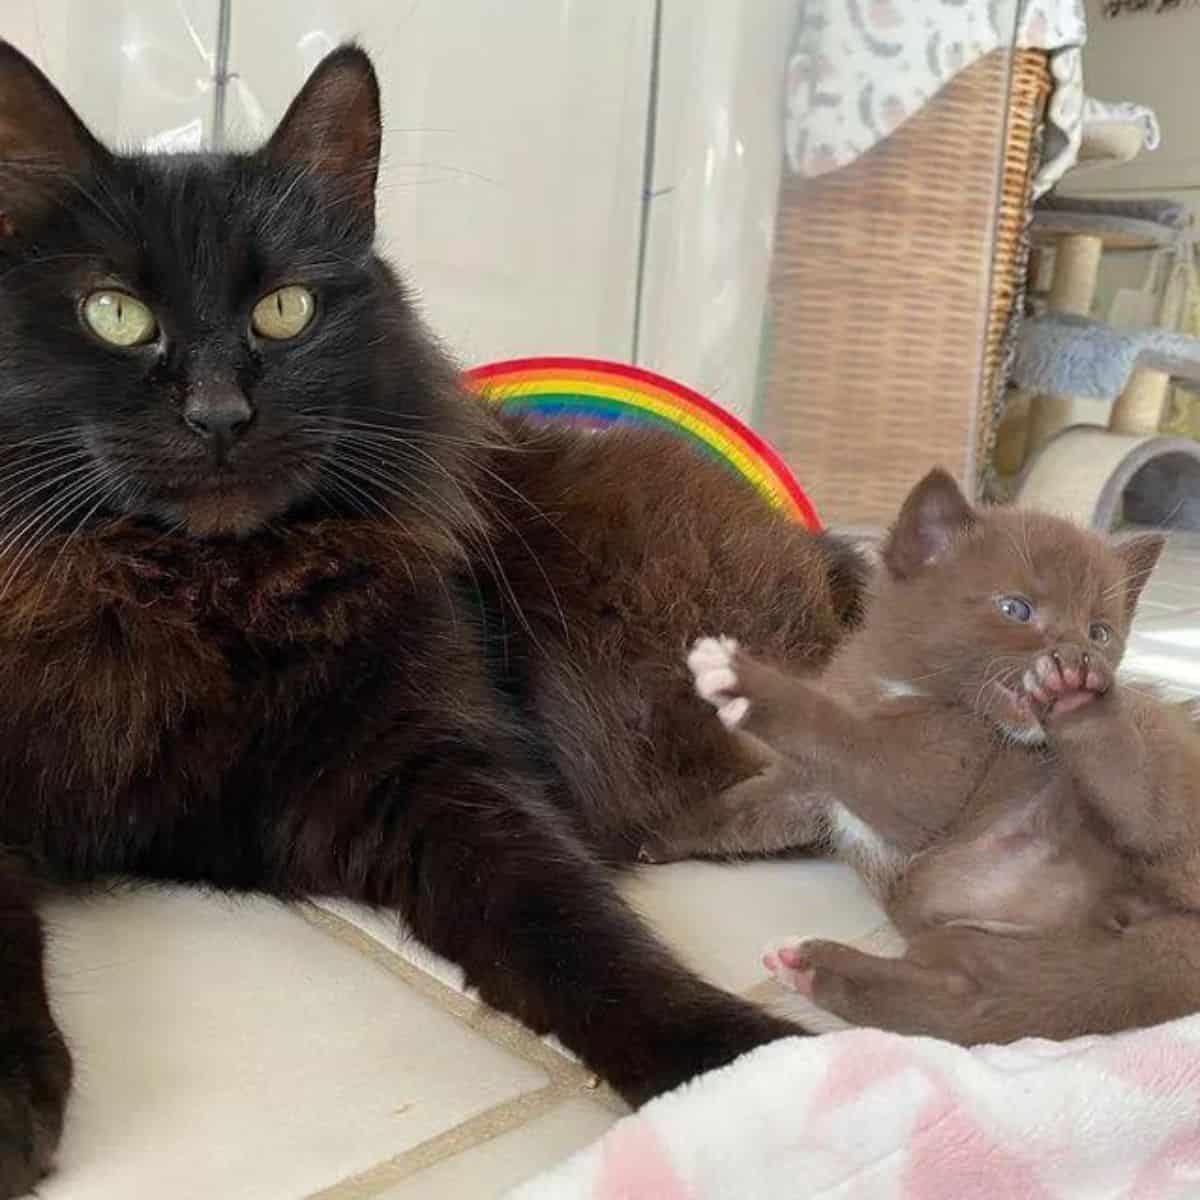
[261,44,381,229]
[883,468,976,580]
[0,40,109,234]
[1115,533,1165,617]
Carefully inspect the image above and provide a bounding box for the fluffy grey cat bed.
[1013,313,1200,402]
[1012,314,1200,531]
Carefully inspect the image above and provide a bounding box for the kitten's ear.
[883,468,976,580]
[0,41,109,233]
[261,45,381,229]
[1115,533,1165,617]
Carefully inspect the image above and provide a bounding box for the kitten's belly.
[895,792,1107,936]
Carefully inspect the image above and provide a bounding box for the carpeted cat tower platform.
[1012,311,1200,530]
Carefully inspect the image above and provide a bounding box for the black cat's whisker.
[409,446,570,641]
[24,469,129,626]
[330,449,524,646]
[299,411,528,453]
[382,159,501,187]
[329,438,552,645]
[316,464,435,598]
[0,429,88,451]
[0,458,98,525]
[0,451,93,504]
[0,465,108,559]
[0,467,111,601]
[0,463,108,549]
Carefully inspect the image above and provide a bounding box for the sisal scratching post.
[994,388,1034,477]
[1014,208,1181,470]
[1110,366,1170,435]
[1026,234,1102,452]
[1046,234,1102,315]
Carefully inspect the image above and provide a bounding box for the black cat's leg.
[0,852,71,1198]
[296,743,801,1106]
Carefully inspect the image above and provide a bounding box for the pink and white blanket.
[509,1018,1200,1199]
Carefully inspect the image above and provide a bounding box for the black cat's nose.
[182,390,254,452]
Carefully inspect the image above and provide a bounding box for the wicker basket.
[761,49,1051,528]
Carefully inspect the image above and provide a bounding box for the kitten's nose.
[182,389,254,452]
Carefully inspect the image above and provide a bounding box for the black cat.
[0,41,860,1192]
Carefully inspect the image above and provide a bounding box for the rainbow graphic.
[465,356,820,530]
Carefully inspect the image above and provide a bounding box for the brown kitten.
[688,468,1200,1044]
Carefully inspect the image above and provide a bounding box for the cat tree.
[1008,202,1200,531]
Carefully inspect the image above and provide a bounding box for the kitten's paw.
[762,936,817,997]
[688,637,750,729]
[1023,647,1112,718]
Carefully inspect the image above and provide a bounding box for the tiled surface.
[41,891,568,1200]
[370,1102,615,1200]
[30,539,1198,1199]
[623,859,887,995]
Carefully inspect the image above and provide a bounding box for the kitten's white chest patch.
[876,678,928,700]
[830,803,906,893]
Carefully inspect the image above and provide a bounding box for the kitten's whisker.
[973,657,1028,714]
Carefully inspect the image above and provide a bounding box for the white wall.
[1064,0,1200,199]
[635,0,796,421]
[2,3,793,418]
[224,2,653,371]
[1060,1,1200,326]
[0,2,217,148]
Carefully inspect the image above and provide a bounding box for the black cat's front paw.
[0,1025,72,1198]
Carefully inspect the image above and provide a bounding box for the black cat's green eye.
[252,285,316,340]
[996,595,1034,623]
[1089,621,1112,645]
[82,289,158,348]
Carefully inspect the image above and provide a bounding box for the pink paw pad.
[762,938,816,996]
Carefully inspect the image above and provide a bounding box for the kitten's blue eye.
[996,595,1033,623]
[1089,622,1112,645]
